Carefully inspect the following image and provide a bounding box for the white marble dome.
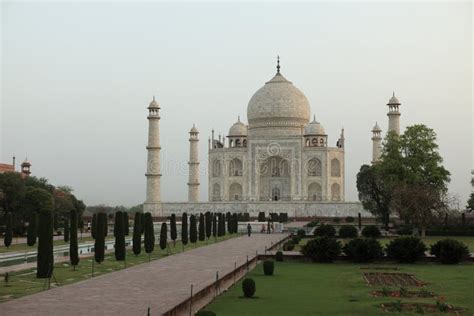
[228,118,247,136]
[304,117,326,135]
[247,72,311,130]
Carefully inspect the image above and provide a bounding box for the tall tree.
[114,211,125,261]
[198,213,205,241]
[212,213,217,238]
[27,212,38,246]
[36,189,54,278]
[91,213,97,239]
[232,213,238,234]
[94,213,106,264]
[226,212,232,234]
[218,213,225,237]
[258,212,265,222]
[170,214,177,247]
[159,222,167,251]
[64,219,70,242]
[205,212,212,240]
[69,209,79,270]
[181,213,188,248]
[144,212,155,259]
[3,212,13,248]
[190,214,197,245]
[122,212,129,236]
[132,212,142,256]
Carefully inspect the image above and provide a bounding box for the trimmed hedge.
[301,236,341,263]
[297,229,306,238]
[343,238,384,262]
[196,311,216,316]
[338,225,358,238]
[275,250,283,262]
[385,236,427,263]
[314,224,336,238]
[430,239,470,264]
[361,225,381,238]
[263,260,274,276]
[242,278,256,298]
[291,235,301,244]
[283,242,295,251]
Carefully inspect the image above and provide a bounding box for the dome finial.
[392,91,395,97]
[238,115,240,122]
[313,115,316,121]
[276,55,280,74]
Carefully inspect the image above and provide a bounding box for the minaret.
[188,124,200,202]
[371,122,382,164]
[387,92,401,135]
[145,96,161,204]
[21,158,31,177]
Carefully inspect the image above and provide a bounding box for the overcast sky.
[1,1,472,207]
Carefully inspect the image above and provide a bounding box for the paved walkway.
[0,233,285,316]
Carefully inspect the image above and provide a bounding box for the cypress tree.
[103,214,108,238]
[159,222,167,250]
[64,219,70,242]
[37,208,54,278]
[91,213,97,239]
[114,211,125,261]
[144,212,155,257]
[3,213,13,248]
[94,213,106,264]
[205,212,212,240]
[212,214,217,238]
[233,213,238,234]
[70,209,79,269]
[218,213,225,237]
[123,212,129,236]
[141,213,146,234]
[226,212,232,234]
[132,212,142,256]
[170,214,177,247]
[258,212,265,222]
[27,212,38,246]
[181,213,188,247]
[190,214,197,245]
[198,213,205,241]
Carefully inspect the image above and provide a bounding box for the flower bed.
[363,272,425,286]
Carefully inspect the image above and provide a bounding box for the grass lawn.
[294,236,474,252]
[204,261,474,315]
[0,234,235,303]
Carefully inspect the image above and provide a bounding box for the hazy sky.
[1,1,472,207]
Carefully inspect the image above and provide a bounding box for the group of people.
[246,221,275,237]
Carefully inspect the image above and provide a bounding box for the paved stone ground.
[0,233,285,316]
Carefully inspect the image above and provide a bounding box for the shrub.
[263,260,274,276]
[297,229,306,238]
[257,212,265,222]
[333,217,341,223]
[242,278,256,298]
[283,242,295,251]
[385,236,427,263]
[338,225,358,238]
[396,225,413,236]
[301,236,341,262]
[314,224,336,238]
[306,220,319,228]
[345,216,354,223]
[275,250,283,262]
[196,311,216,316]
[430,238,470,264]
[343,238,384,262]
[291,235,301,244]
[361,225,381,238]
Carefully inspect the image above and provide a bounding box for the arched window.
[229,183,243,201]
[271,187,280,201]
[331,183,341,201]
[306,158,322,176]
[311,138,318,146]
[235,139,241,147]
[331,158,341,177]
[308,182,322,201]
[212,183,221,201]
[212,160,221,177]
[228,158,243,176]
[242,139,247,147]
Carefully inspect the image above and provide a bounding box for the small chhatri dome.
[190,124,199,133]
[21,158,31,166]
[228,116,248,137]
[372,122,381,131]
[304,116,326,135]
[387,92,401,105]
[148,96,160,108]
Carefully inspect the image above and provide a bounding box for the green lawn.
[204,261,474,315]
[0,235,235,303]
[294,236,474,252]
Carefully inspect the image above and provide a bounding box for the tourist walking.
[247,223,252,237]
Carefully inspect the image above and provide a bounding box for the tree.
[91,213,97,239]
[232,213,238,234]
[114,211,125,261]
[144,212,155,258]
[258,212,265,222]
[212,213,217,238]
[123,212,129,236]
[70,209,79,269]
[27,211,38,246]
[170,214,177,247]
[64,219,70,242]
[132,212,142,256]
[94,212,106,264]
[159,222,167,251]
[226,212,232,234]
[4,212,13,247]
[205,212,212,240]
[190,214,197,245]
[467,193,474,213]
[36,190,54,278]
[218,213,225,237]
[198,213,205,241]
[181,213,188,248]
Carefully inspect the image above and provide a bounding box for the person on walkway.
[261,224,265,233]
[267,221,271,234]
[247,223,252,237]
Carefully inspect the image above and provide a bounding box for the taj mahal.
[143,59,402,218]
